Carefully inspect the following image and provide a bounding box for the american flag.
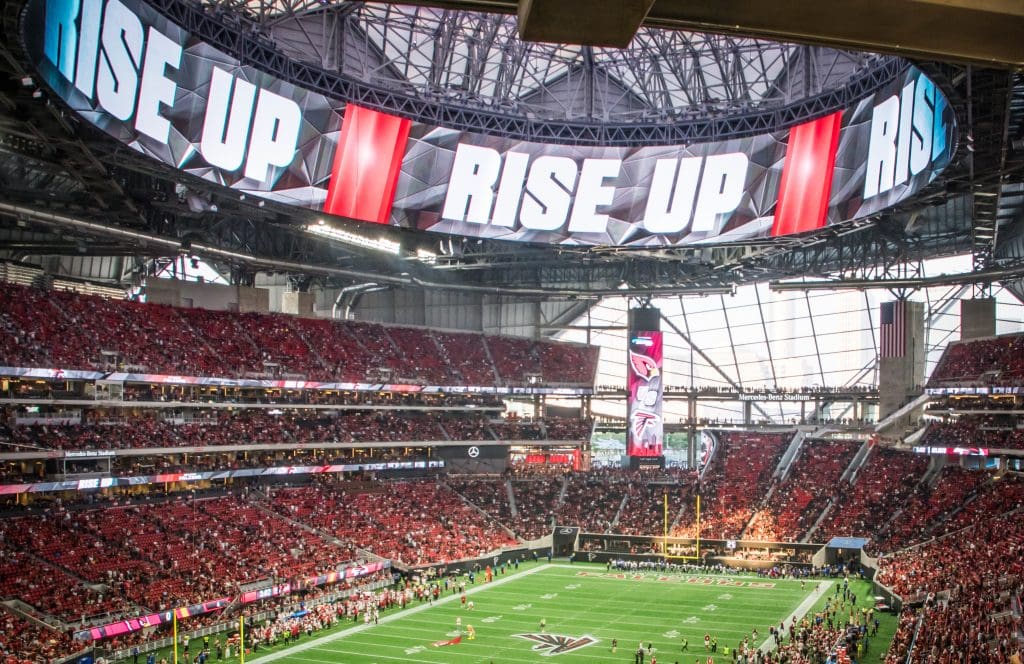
[879,301,906,358]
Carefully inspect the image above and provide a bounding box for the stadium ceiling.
[209,0,1024,67]
[0,1,1023,299]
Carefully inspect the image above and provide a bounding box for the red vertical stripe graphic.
[771,111,843,237]
[324,105,411,224]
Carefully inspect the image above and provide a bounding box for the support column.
[687,394,697,469]
[878,300,926,423]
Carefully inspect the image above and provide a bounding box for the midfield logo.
[513,633,598,656]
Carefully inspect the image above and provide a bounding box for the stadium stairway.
[380,327,413,370]
[441,480,520,541]
[739,427,819,538]
[773,428,813,482]
[289,318,332,372]
[698,431,723,483]
[610,493,630,531]
[506,479,517,517]
[840,439,874,483]
[479,337,502,384]
[248,490,380,561]
[802,501,834,544]
[669,499,691,532]
[921,454,947,487]
[557,475,570,506]
[801,440,877,543]
[904,423,930,446]
[917,475,1005,543]
[871,455,946,545]
[0,603,67,643]
[874,392,931,436]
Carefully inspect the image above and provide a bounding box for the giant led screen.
[26,0,957,247]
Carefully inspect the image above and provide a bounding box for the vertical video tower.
[627,307,664,469]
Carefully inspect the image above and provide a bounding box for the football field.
[246,562,848,664]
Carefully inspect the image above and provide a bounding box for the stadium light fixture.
[414,248,438,264]
[306,222,401,255]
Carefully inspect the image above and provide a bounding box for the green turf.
[151,563,896,664]
[240,562,850,664]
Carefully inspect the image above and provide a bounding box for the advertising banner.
[0,366,593,395]
[627,331,663,457]
[0,460,445,495]
[76,597,231,641]
[25,0,956,248]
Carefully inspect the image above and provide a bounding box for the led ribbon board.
[26,0,956,247]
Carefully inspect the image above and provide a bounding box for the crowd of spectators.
[674,431,791,540]
[0,492,355,615]
[745,438,861,542]
[0,550,124,623]
[814,447,930,544]
[265,479,517,566]
[507,477,563,540]
[555,471,631,534]
[928,332,1024,386]
[544,417,593,440]
[878,510,1024,663]
[921,417,1024,451]
[0,611,77,664]
[1,410,594,452]
[869,465,989,553]
[933,474,1024,536]
[447,468,702,540]
[446,477,514,529]
[0,458,1022,662]
[614,469,698,537]
[0,282,598,387]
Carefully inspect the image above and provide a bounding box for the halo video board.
[26,0,956,247]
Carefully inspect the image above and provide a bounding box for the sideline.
[758,580,833,654]
[247,562,548,663]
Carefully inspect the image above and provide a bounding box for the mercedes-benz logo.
[467,446,480,458]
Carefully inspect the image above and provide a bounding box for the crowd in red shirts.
[0,494,356,617]
[673,431,791,540]
[265,480,517,566]
[0,282,597,386]
[0,612,76,664]
[814,448,930,543]
[869,465,990,553]
[2,411,593,453]
[878,510,1024,663]
[608,469,698,537]
[921,416,1024,451]
[745,438,861,542]
[928,332,1024,386]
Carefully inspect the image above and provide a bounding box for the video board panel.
[627,330,664,457]
[26,0,956,247]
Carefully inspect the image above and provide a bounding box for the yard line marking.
[246,563,547,664]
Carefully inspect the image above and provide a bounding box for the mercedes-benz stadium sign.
[25,0,957,247]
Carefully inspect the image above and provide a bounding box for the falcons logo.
[513,633,598,656]
[632,411,658,437]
